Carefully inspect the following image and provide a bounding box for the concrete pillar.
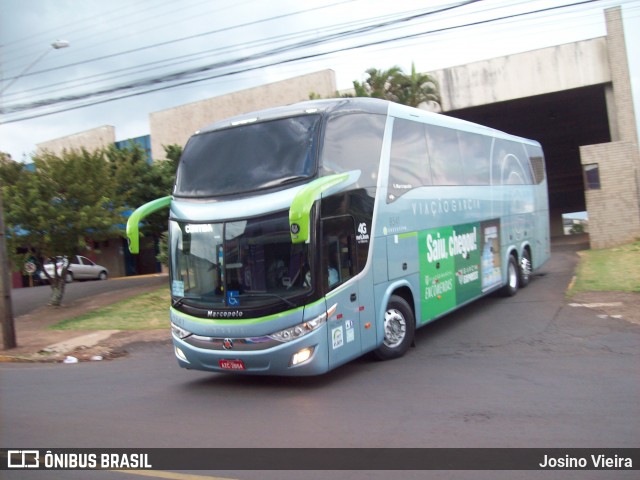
[604,7,639,147]
[580,7,640,249]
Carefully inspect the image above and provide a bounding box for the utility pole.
[0,187,16,349]
[0,39,70,349]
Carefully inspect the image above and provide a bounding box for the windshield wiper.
[172,295,208,308]
[235,293,297,308]
[279,175,309,186]
[172,297,185,308]
[261,176,309,188]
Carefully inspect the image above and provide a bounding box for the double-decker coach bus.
[127,97,550,376]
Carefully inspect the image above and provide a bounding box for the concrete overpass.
[432,6,639,247]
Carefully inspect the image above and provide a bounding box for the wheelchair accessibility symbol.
[227,291,240,306]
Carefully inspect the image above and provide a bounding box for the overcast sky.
[1,0,639,162]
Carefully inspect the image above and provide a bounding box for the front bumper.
[172,324,330,376]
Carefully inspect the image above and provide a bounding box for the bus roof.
[194,97,388,135]
[193,97,540,146]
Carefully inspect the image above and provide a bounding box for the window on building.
[583,164,601,190]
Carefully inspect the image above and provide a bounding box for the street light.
[1,40,70,350]
[0,40,70,94]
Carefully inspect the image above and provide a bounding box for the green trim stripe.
[170,297,326,326]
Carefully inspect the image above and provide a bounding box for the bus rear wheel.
[374,295,415,360]
[500,254,519,297]
[519,249,532,288]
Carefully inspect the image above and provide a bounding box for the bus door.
[322,216,363,368]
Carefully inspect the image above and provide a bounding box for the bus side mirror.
[126,196,172,254]
[289,172,357,244]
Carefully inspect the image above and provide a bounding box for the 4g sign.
[356,222,370,244]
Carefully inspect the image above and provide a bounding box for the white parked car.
[40,255,109,283]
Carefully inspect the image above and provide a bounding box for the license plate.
[219,359,245,370]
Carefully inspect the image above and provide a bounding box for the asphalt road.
[2,242,639,480]
[10,274,168,317]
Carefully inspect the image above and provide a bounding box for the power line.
[1,0,223,66]
[2,0,356,82]
[2,4,442,102]
[0,0,630,123]
[1,0,481,116]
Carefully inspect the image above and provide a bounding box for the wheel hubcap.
[508,261,518,288]
[384,308,406,348]
[521,256,531,279]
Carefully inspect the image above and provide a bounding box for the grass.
[571,240,640,294]
[51,288,170,331]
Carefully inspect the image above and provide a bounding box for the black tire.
[98,271,108,281]
[500,254,519,297]
[64,272,74,283]
[373,295,415,360]
[519,249,532,288]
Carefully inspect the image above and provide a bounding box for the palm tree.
[353,66,403,100]
[392,62,441,110]
[351,63,441,111]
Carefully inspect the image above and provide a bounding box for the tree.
[351,63,441,110]
[569,223,585,235]
[106,142,177,239]
[162,144,182,172]
[0,152,24,184]
[2,149,122,306]
[392,62,441,109]
[0,152,18,348]
[1,143,181,308]
[353,66,403,100]
[152,145,182,266]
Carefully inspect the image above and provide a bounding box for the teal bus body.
[128,98,550,376]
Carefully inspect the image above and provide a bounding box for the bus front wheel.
[374,295,415,360]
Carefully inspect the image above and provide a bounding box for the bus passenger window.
[426,125,464,185]
[457,131,491,185]
[320,113,386,189]
[525,144,546,184]
[492,139,533,185]
[388,118,431,202]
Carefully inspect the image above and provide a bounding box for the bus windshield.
[174,115,321,197]
[169,211,313,310]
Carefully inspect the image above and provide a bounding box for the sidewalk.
[0,283,169,363]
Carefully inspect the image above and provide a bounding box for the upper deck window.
[320,113,385,188]
[174,115,321,197]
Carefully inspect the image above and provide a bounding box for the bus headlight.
[175,346,189,362]
[269,303,336,343]
[171,322,192,339]
[291,346,315,366]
